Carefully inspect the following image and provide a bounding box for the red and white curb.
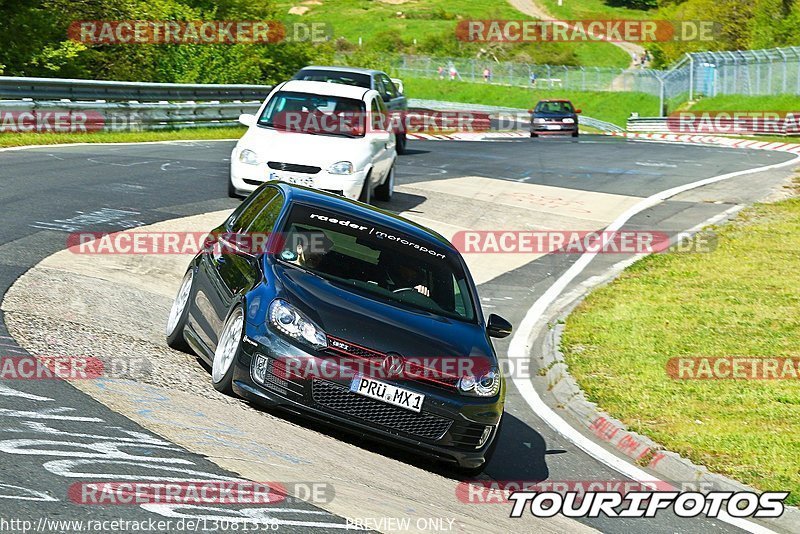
[607,131,800,154]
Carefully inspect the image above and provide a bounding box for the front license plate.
[269,172,313,187]
[546,125,562,130]
[350,375,424,413]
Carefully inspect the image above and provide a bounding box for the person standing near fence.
[438,65,444,79]
[483,67,490,82]
[529,72,537,86]
[449,64,458,81]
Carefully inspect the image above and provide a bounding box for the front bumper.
[231,332,503,469]
[230,156,366,200]
[531,122,578,135]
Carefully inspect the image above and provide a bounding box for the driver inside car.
[378,255,431,297]
[294,231,334,270]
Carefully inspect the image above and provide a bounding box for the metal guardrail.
[627,116,798,136]
[0,76,623,132]
[627,117,671,133]
[0,76,273,102]
[0,99,261,130]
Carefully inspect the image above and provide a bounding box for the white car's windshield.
[258,90,367,138]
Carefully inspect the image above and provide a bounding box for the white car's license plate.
[350,375,424,413]
[269,172,313,187]
[546,125,562,130]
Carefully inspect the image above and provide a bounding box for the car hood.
[273,264,492,363]
[240,126,371,167]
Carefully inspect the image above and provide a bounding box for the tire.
[456,416,503,478]
[166,269,194,353]
[358,173,372,204]
[228,178,240,199]
[530,132,538,138]
[572,130,579,138]
[396,133,407,155]
[211,305,244,396]
[374,164,394,202]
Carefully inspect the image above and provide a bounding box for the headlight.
[328,161,354,175]
[562,118,575,124]
[268,299,327,349]
[458,368,501,397]
[239,148,260,165]
[534,118,545,124]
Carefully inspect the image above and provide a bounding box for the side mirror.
[527,109,534,114]
[575,109,582,114]
[487,314,513,339]
[382,93,392,102]
[238,113,256,127]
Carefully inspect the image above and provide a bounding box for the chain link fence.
[391,55,663,95]
[390,46,800,114]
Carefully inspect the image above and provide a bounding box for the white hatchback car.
[229,80,396,203]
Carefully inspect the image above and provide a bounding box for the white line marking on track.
[508,151,800,534]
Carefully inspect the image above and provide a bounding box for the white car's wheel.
[375,164,394,202]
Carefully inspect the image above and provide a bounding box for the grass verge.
[561,181,800,505]
[274,0,630,67]
[0,127,246,148]
[406,76,660,127]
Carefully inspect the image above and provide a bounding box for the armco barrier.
[0,76,623,132]
[0,76,272,102]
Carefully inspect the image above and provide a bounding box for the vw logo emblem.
[382,353,404,377]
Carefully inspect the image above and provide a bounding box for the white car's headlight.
[562,118,575,124]
[458,368,501,397]
[534,118,545,124]
[328,161,354,175]
[269,299,327,349]
[239,148,260,165]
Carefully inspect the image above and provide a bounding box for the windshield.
[275,203,477,322]
[258,91,367,137]
[293,69,372,89]
[535,101,575,114]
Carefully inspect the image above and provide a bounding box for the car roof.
[537,99,573,103]
[278,80,373,100]
[298,65,386,76]
[274,183,456,253]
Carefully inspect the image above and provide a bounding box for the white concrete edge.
[508,147,800,534]
[0,138,240,153]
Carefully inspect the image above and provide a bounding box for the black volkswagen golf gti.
[166,182,512,473]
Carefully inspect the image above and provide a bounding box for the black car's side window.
[374,76,388,100]
[227,187,280,233]
[380,75,397,99]
[246,192,284,235]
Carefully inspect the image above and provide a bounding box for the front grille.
[325,335,460,391]
[267,161,321,174]
[449,421,491,449]
[311,379,452,441]
[243,178,265,186]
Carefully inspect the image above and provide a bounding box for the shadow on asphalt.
[483,413,549,482]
